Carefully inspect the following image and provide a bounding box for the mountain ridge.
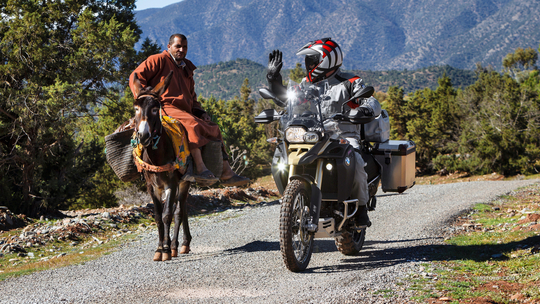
[135,0,540,70]
[192,58,477,101]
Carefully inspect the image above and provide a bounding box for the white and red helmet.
[296,38,343,83]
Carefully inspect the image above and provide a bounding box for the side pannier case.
[373,140,416,193]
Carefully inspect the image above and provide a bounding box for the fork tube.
[315,159,323,186]
[288,165,296,180]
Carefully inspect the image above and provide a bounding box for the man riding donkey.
[129,33,250,187]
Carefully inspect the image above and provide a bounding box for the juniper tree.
[0,0,140,214]
[457,65,540,175]
[383,86,408,140]
[200,79,271,178]
[406,75,459,172]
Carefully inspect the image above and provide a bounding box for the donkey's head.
[132,71,173,147]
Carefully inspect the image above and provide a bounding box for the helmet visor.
[305,54,320,70]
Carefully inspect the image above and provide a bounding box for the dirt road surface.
[1,179,537,304]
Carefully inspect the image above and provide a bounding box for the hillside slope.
[136,0,540,70]
[193,59,477,101]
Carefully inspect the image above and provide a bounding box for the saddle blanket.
[132,115,190,173]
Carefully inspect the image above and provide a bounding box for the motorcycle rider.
[266,38,381,227]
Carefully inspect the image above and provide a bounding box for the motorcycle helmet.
[296,38,343,83]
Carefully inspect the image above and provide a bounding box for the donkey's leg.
[178,181,192,254]
[150,188,165,262]
[160,186,177,261]
[171,197,181,257]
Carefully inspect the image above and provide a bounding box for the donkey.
[131,71,191,261]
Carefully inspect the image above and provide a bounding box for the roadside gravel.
[1,179,538,304]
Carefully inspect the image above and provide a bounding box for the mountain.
[135,0,540,71]
[193,59,477,101]
[193,59,267,101]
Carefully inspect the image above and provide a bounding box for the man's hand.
[201,113,211,122]
[267,50,283,80]
[357,105,374,117]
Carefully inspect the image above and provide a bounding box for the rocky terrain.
[0,186,278,267]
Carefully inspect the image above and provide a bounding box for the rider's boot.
[357,205,371,227]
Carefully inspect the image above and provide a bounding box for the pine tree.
[289,62,306,84]
[0,0,140,214]
[406,75,459,172]
[457,67,532,175]
[200,79,271,177]
[503,47,538,82]
[383,86,407,139]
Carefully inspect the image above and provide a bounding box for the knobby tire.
[335,229,366,256]
[279,179,314,272]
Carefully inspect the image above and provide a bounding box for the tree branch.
[0,107,16,121]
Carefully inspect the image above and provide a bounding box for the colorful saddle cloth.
[132,115,190,174]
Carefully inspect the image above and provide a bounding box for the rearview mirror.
[254,109,282,124]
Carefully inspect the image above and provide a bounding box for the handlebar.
[330,113,376,124]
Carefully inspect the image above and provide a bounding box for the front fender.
[271,142,288,195]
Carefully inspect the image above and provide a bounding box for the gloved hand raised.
[267,50,283,81]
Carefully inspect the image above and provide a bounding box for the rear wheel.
[279,179,314,272]
[335,229,366,256]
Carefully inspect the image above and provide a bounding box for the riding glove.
[267,50,283,81]
[357,105,374,117]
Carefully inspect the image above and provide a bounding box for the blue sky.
[135,0,182,10]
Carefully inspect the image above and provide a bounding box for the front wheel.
[279,179,314,272]
[335,229,366,256]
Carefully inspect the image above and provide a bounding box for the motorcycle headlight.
[285,127,306,143]
[303,132,320,143]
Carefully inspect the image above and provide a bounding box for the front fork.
[290,159,361,233]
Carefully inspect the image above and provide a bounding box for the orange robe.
[129,50,223,151]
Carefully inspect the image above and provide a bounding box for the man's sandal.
[220,174,250,187]
[193,170,219,186]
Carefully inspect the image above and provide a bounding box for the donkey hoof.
[162,252,171,261]
[180,245,190,254]
[153,252,162,261]
[171,249,178,257]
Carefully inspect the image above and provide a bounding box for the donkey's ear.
[152,71,173,97]
[132,73,143,100]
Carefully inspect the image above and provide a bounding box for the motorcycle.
[255,80,389,272]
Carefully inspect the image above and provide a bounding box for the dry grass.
[411,183,540,303]
[249,174,278,190]
[0,229,143,281]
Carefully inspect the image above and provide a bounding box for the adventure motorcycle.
[255,81,415,272]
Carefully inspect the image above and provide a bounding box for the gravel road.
[1,179,538,304]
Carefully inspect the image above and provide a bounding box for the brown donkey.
[131,71,191,261]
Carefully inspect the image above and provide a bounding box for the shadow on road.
[224,240,280,254]
[375,193,409,198]
[306,234,540,273]
[221,234,540,274]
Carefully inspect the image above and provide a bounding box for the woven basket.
[105,129,139,182]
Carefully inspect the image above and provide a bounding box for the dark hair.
[169,34,187,45]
